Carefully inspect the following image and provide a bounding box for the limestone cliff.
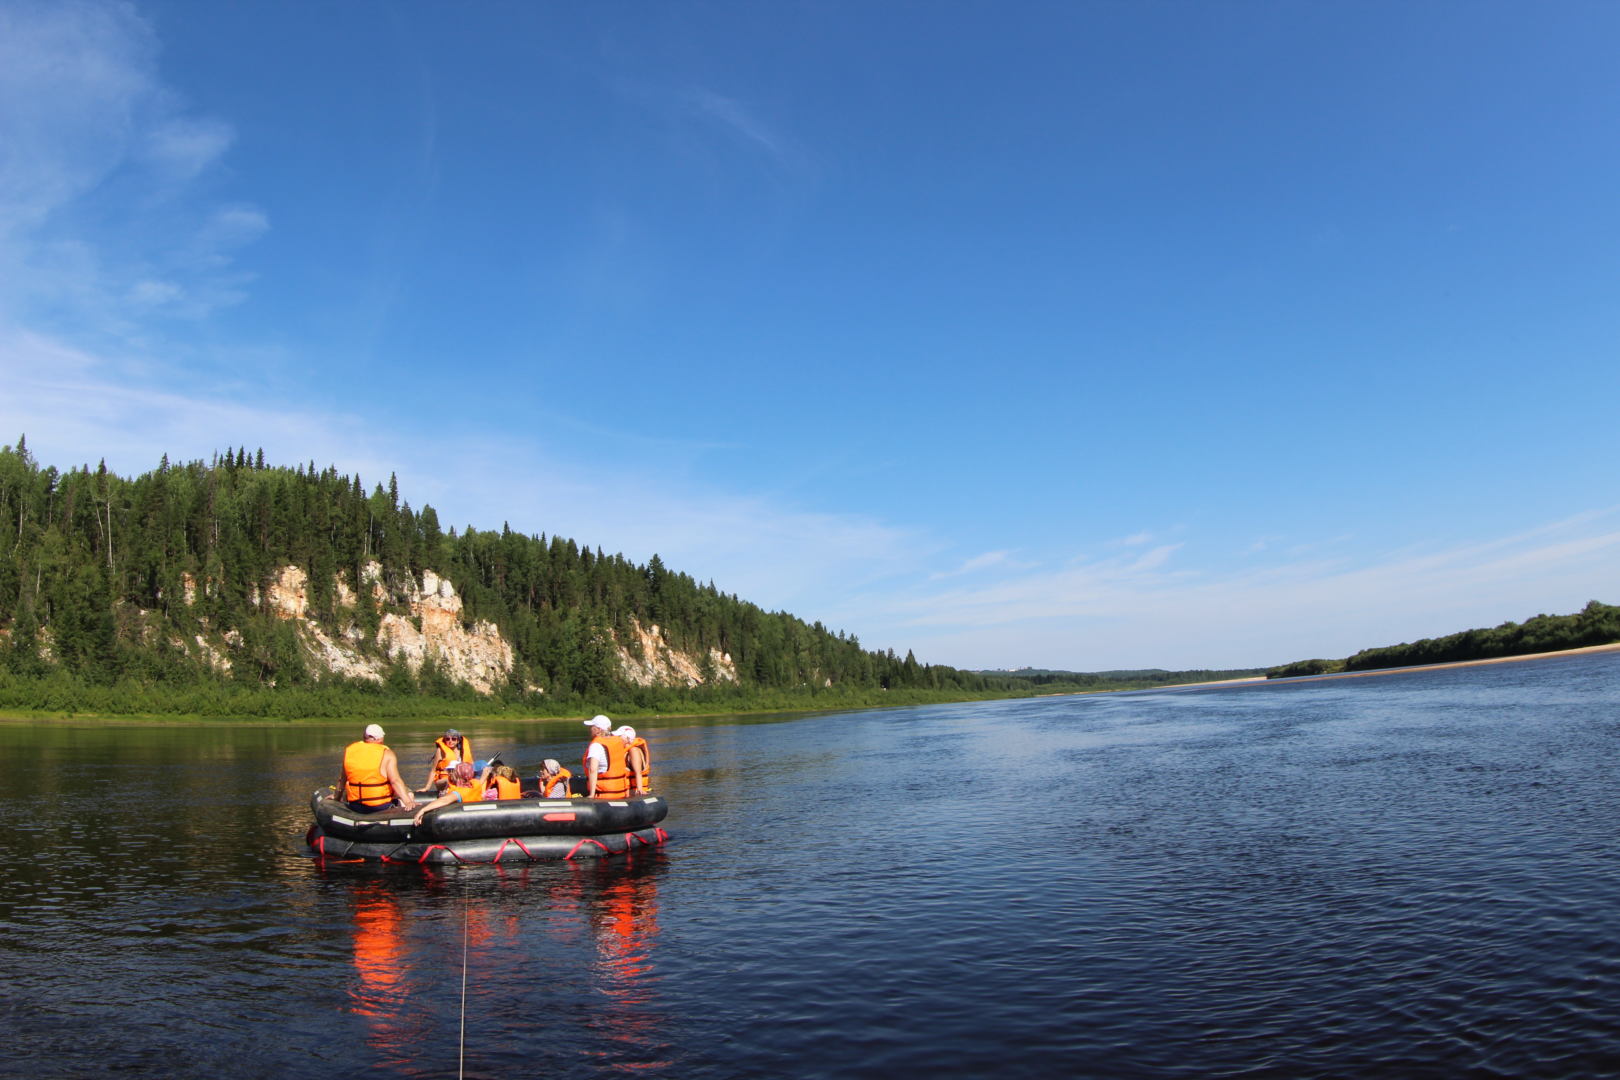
[617,616,738,688]
[166,562,733,696]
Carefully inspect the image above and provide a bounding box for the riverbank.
[0,684,1047,726]
[6,642,1613,724]
[1261,641,1620,686]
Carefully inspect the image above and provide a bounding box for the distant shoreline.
[1157,641,1620,691]
[4,642,1615,724]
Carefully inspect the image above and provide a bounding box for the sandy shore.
[1162,641,1620,691]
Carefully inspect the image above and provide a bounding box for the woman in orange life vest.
[410,761,485,825]
[423,728,474,789]
[537,759,573,798]
[613,725,652,795]
[582,714,631,799]
[340,724,417,811]
[485,764,523,801]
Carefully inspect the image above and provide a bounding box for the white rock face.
[333,561,515,694]
[264,565,309,620]
[37,559,737,698]
[616,617,738,688]
[376,583,515,696]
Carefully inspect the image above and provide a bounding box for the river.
[4,651,1620,1078]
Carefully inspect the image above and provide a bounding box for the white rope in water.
[459,870,470,1080]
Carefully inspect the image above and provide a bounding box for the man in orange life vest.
[582,714,632,799]
[340,724,417,812]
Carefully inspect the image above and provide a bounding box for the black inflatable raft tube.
[307,823,668,864]
[311,791,667,842]
[307,790,670,863]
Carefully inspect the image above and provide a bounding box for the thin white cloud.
[0,0,265,334]
[686,88,792,163]
[0,0,153,234]
[142,116,235,184]
[930,550,1019,580]
[829,510,1620,670]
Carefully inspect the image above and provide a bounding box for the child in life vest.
[538,759,572,798]
[485,764,523,800]
[412,762,484,825]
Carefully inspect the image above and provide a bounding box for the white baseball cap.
[584,715,611,730]
[364,723,385,740]
[613,725,636,739]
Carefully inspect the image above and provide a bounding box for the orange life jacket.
[628,737,652,792]
[449,779,484,805]
[489,774,522,800]
[540,767,572,798]
[343,741,394,808]
[431,736,473,782]
[585,734,630,799]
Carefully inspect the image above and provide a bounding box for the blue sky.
[2,0,1618,671]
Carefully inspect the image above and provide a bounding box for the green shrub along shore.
[1265,600,1620,679]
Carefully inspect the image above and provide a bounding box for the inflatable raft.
[306,790,669,864]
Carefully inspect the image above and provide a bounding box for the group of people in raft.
[338,716,652,826]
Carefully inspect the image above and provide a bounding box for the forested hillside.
[0,439,1015,716]
[1265,600,1620,678]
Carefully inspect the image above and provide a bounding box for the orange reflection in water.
[578,854,670,1072]
[341,876,433,1069]
[595,860,661,993]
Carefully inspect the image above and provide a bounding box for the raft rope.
[458,870,470,1080]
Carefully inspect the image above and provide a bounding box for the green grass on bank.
[0,665,1251,724]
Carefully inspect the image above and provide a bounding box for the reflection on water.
[320,852,670,1077]
[341,877,425,1070]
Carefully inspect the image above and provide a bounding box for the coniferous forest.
[1264,600,1620,679]
[0,439,1033,718]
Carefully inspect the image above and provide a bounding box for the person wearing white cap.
[613,725,651,795]
[581,714,631,799]
[339,724,416,812]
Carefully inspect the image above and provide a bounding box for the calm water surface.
[5,652,1620,1078]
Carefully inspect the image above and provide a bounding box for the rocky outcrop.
[617,617,737,688]
[374,569,514,695]
[45,561,735,698]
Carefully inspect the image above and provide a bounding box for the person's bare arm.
[383,750,417,809]
[412,791,457,826]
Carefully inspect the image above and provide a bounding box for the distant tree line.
[976,667,1263,690]
[0,439,1025,716]
[1266,600,1620,679]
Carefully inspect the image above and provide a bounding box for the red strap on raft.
[492,837,537,862]
[415,844,466,865]
[564,837,611,859]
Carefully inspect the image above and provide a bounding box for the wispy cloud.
[829,511,1620,671]
[930,550,1027,580]
[0,0,265,337]
[685,88,794,164]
